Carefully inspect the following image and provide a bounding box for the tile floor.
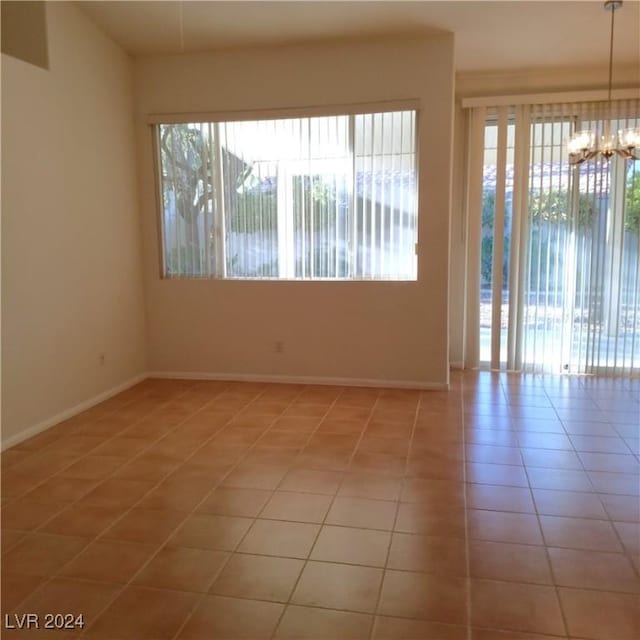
[1,372,639,639]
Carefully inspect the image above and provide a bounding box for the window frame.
[150,100,421,282]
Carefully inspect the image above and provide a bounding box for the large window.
[156,110,417,280]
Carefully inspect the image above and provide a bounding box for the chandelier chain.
[607,2,615,104]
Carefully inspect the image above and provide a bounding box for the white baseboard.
[149,370,449,391]
[1,373,148,451]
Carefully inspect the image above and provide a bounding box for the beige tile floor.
[1,372,639,639]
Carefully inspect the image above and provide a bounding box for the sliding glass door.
[466,99,640,376]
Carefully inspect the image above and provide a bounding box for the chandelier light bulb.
[600,133,617,154]
[568,131,594,155]
[619,127,640,150]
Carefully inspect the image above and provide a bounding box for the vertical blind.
[466,98,640,376]
[156,110,417,280]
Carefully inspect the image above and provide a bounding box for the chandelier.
[568,0,640,165]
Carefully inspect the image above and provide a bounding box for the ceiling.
[77,1,640,73]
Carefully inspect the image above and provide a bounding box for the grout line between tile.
[269,389,383,640]
[367,391,420,640]
[3,373,639,638]
[3,379,207,608]
[518,379,572,638]
[460,373,474,640]
[56,381,293,637]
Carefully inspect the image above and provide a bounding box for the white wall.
[1,2,147,446]
[456,63,640,98]
[134,36,455,388]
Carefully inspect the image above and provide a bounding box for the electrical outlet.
[275,341,284,354]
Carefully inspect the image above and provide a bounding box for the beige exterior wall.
[1,2,147,446]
